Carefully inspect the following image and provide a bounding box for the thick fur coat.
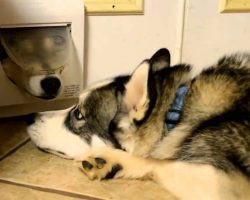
[80,49,250,200]
[28,49,250,199]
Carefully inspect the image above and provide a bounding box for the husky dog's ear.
[150,48,171,71]
[124,61,156,123]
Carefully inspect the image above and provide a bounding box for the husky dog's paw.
[81,148,124,180]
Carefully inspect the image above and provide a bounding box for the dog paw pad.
[82,160,93,171]
[104,164,123,179]
[81,156,122,180]
[95,157,106,169]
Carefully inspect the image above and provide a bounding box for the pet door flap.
[0,26,71,75]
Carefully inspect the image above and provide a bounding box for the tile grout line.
[0,138,30,161]
[0,178,104,200]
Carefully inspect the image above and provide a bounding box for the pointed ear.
[124,61,152,121]
[150,48,171,71]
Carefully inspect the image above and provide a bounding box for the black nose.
[41,77,61,98]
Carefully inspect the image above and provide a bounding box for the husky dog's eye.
[74,108,85,120]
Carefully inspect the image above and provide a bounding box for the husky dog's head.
[27,48,171,158]
[0,27,69,99]
[27,76,129,159]
[2,57,62,99]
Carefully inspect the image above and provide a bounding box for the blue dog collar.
[165,84,189,131]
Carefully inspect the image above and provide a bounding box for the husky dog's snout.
[41,77,61,99]
[0,26,70,99]
[28,74,62,99]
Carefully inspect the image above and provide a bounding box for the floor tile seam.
[0,138,30,161]
[0,178,104,200]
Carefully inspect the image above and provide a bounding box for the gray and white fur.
[28,49,250,200]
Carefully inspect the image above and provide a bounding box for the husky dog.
[28,49,250,199]
[79,49,250,200]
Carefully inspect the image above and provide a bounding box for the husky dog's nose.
[41,77,61,99]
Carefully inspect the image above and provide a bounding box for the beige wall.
[182,0,250,75]
[85,0,250,85]
[85,0,181,85]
